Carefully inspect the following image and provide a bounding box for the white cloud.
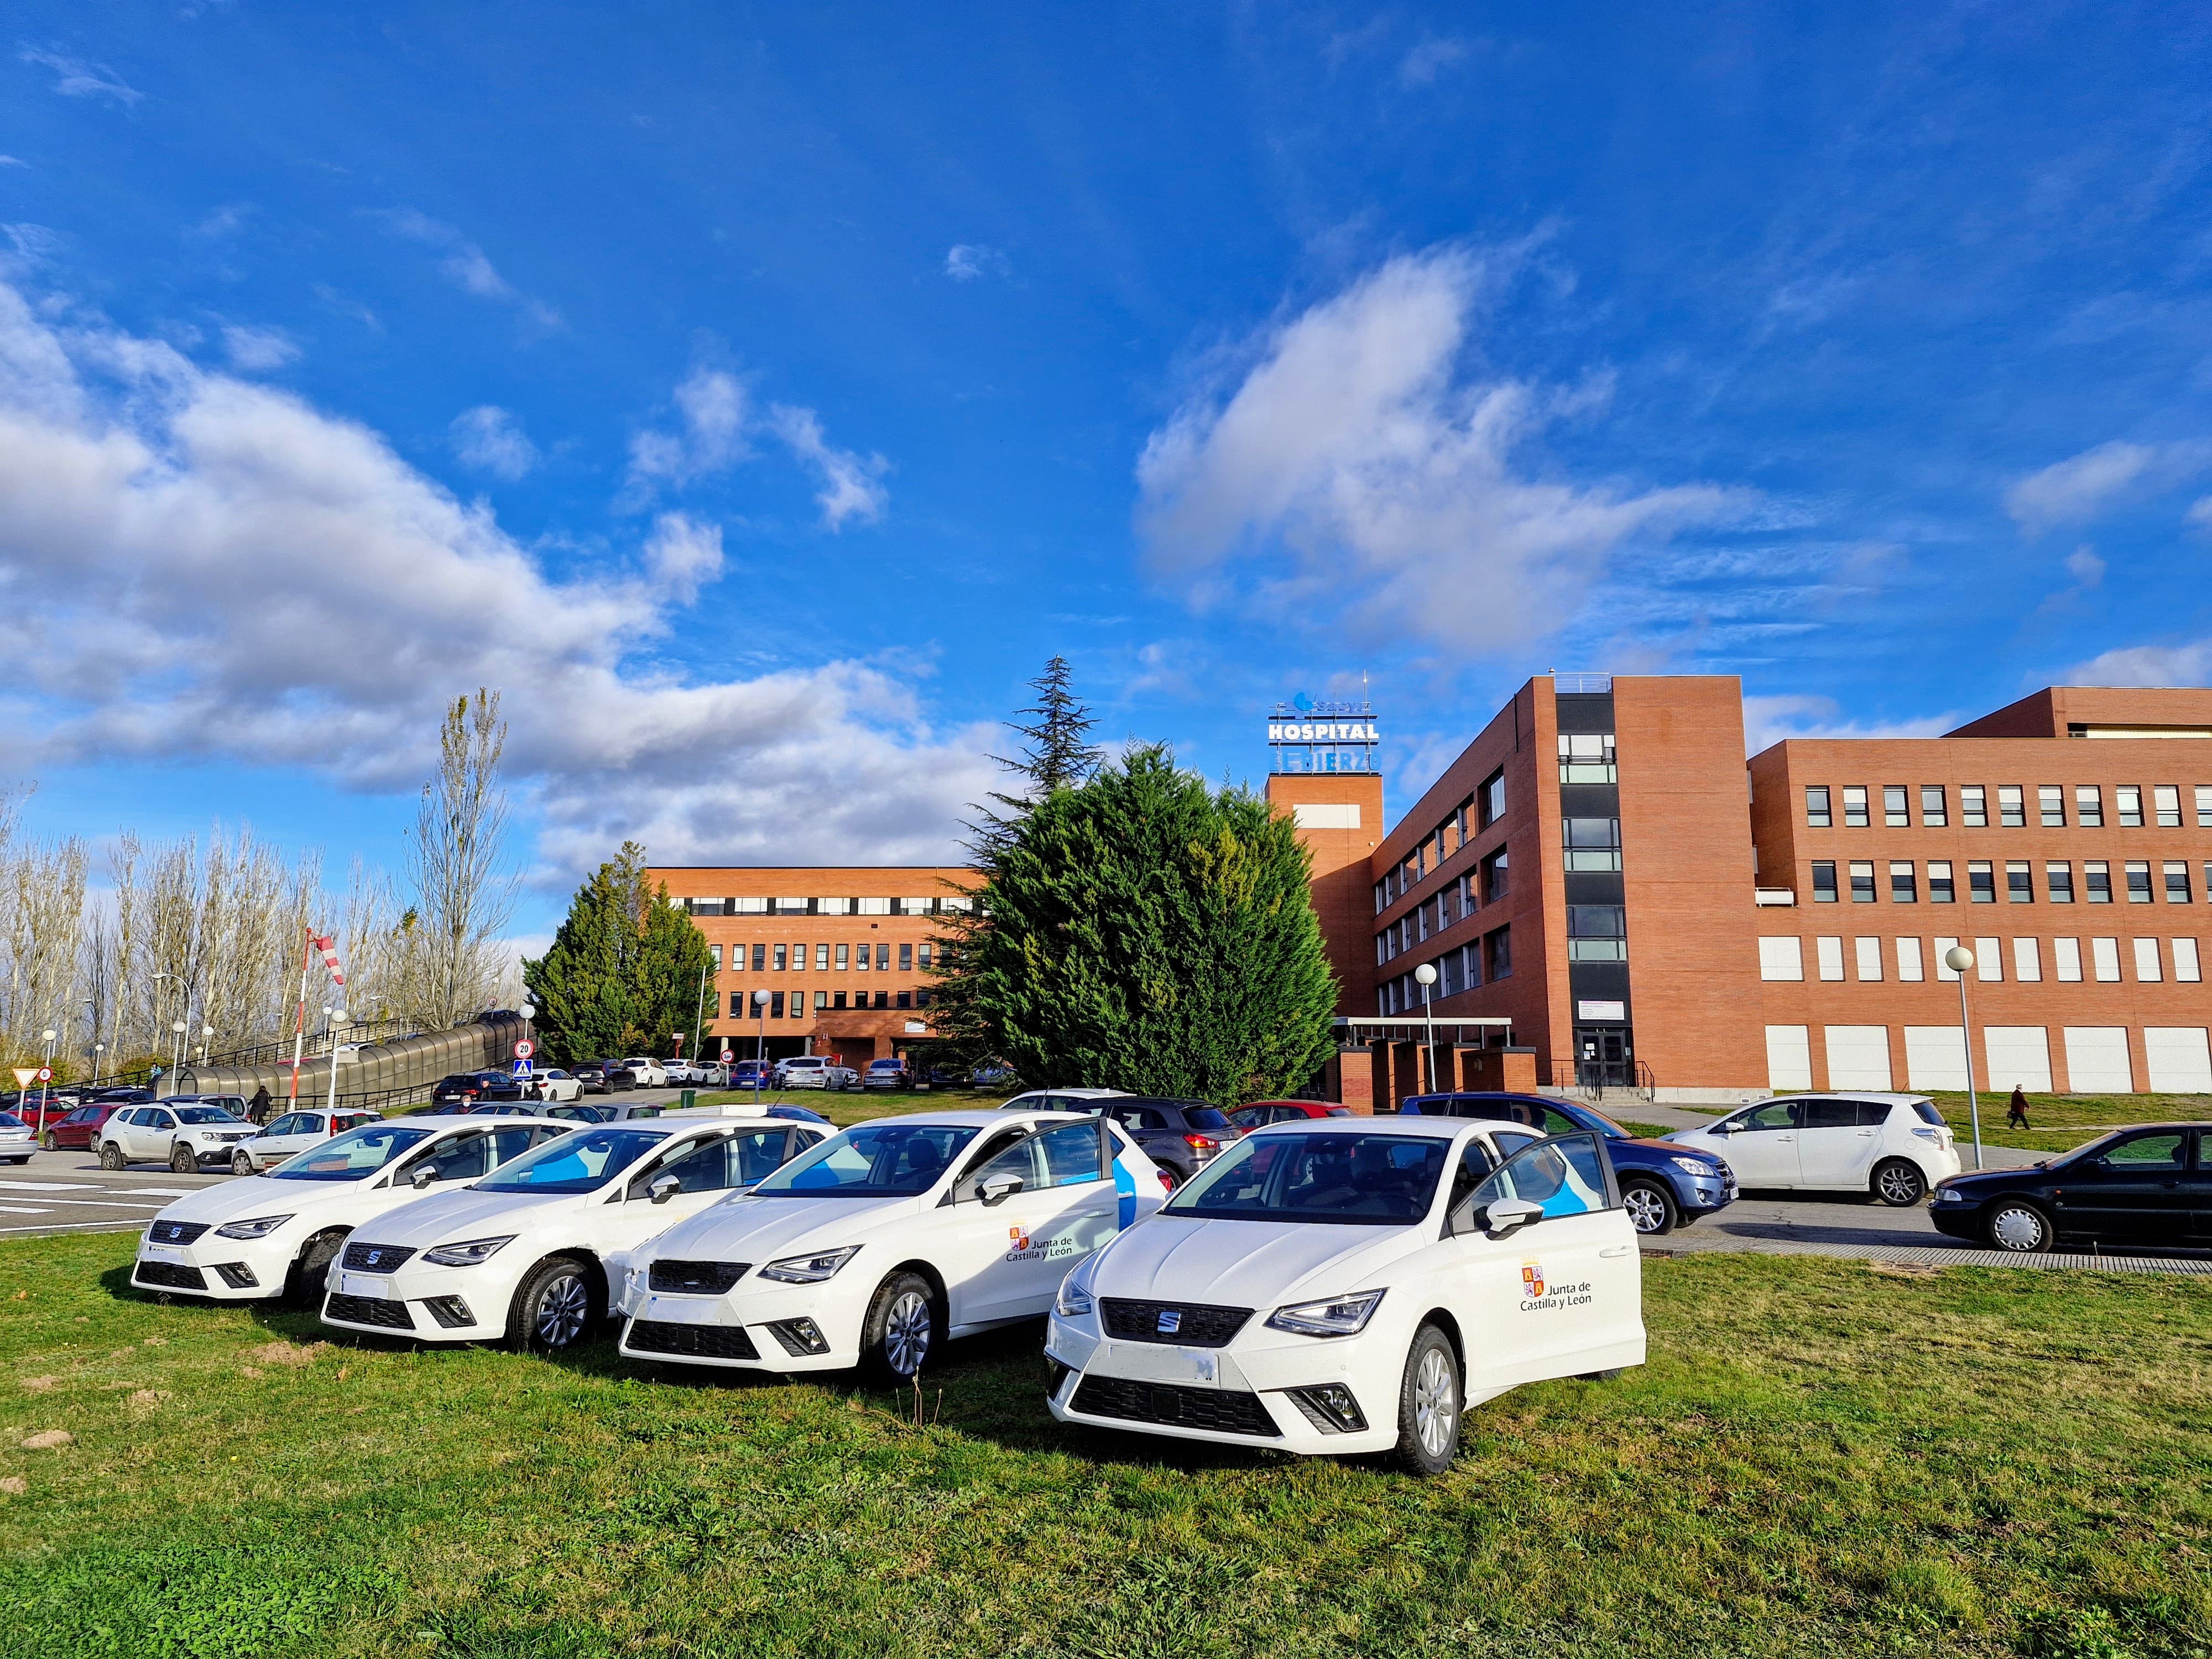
[449,404,538,481]
[221,324,298,372]
[2068,639,2212,688]
[945,244,1010,281]
[628,366,886,530]
[374,210,562,334]
[1741,695,1959,754]
[1135,246,1745,648]
[0,156,27,169]
[1399,38,1470,86]
[2063,544,2104,587]
[0,278,990,878]
[766,404,889,529]
[2188,495,2212,533]
[2004,437,2212,535]
[189,202,252,239]
[18,45,142,106]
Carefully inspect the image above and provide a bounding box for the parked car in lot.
[622,1057,670,1088]
[776,1056,858,1091]
[0,1112,34,1165]
[1046,1118,1645,1474]
[1931,1124,2212,1253]
[661,1057,707,1086]
[99,1101,259,1172]
[37,1100,131,1152]
[131,1115,572,1304]
[970,1062,1020,1091]
[1666,1093,1959,1206]
[862,1057,912,1090]
[1398,1093,1734,1236]
[231,1107,384,1175]
[319,1118,822,1351]
[693,1061,729,1088]
[573,1061,636,1095]
[437,1102,542,1117]
[616,1109,1167,1382]
[1227,1100,1353,1131]
[430,1071,524,1109]
[728,1060,773,1091]
[1077,1096,1243,1190]
[540,1101,667,1125]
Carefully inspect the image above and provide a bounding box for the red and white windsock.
[316,934,346,989]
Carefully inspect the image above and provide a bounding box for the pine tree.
[523,842,714,1064]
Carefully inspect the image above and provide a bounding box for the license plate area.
[143,1244,184,1261]
[1094,1340,1218,1385]
[340,1272,394,1297]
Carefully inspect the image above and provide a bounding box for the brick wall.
[1264,773,1386,1019]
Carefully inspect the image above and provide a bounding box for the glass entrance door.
[1574,1026,1635,1090]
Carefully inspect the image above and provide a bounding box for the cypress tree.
[523,842,714,1063]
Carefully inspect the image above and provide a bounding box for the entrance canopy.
[1333,1016,1515,1046]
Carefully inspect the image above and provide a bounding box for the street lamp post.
[1943,945,1984,1170]
[1413,963,1440,1094]
[199,1024,213,1067]
[752,989,771,1099]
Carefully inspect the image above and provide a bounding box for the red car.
[1225,1098,1354,1131]
[38,1100,131,1151]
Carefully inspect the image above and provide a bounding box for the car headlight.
[1055,1259,1097,1318]
[1669,1156,1720,1177]
[759,1246,862,1284]
[1266,1289,1386,1338]
[422,1235,517,1267]
[1934,1187,1965,1203]
[213,1214,295,1240]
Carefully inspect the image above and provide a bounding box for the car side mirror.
[649,1174,682,1204]
[409,1166,440,1190]
[1709,1121,1733,1135]
[1475,1197,1545,1238]
[978,1173,1024,1207]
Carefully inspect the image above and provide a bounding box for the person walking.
[248,1084,273,1126]
[2005,1085,2031,1130]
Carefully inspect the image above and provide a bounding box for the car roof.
[1246,1114,1465,1140]
[1750,1092,1932,1105]
[399,1112,576,1129]
[858,1108,1089,1130]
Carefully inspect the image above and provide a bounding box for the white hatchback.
[1046,1119,1646,1474]
[132,1115,572,1303]
[615,1110,1167,1382]
[1666,1093,1960,1205]
[318,1118,822,1350]
[231,1107,384,1175]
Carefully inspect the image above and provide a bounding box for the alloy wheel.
[1876,1163,1924,1205]
[884,1289,932,1376]
[534,1273,590,1347]
[1412,1345,1457,1459]
[1623,1186,1668,1233]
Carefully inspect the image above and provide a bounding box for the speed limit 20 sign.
[513,1040,535,1060]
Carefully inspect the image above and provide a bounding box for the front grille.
[135,1260,207,1291]
[342,1241,417,1273]
[625,1319,760,1360]
[648,1259,749,1295]
[1100,1298,1253,1348]
[147,1220,209,1246]
[1071,1375,1278,1437]
[326,1292,415,1330]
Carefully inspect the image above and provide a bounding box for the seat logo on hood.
[1156,1308,1182,1335]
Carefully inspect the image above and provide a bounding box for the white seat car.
[231,1107,384,1175]
[318,1118,823,1351]
[774,1056,856,1091]
[131,1114,571,1303]
[615,1109,1168,1382]
[1666,1093,1959,1204]
[100,1101,260,1173]
[622,1057,670,1088]
[527,1070,585,1104]
[1046,1118,1646,1475]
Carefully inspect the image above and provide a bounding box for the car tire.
[1392,1323,1462,1477]
[231,1150,255,1177]
[99,1141,126,1170]
[858,1270,940,1386]
[170,1144,199,1175]
[1985,1199,2052,1253]
[1871,1159,1926,1207]
[510,1256,598,1352]
[288,1231,347,1306]
[1620,1179,1677,1236]
[40,1131,56,1151]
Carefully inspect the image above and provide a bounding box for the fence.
[166,1012,534,1108]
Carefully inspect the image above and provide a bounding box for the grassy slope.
[3,1236,2208,1658]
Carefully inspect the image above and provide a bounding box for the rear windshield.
[1184,1107,1232,1131]
[1912,1102,1944,1126]
[0,1113,23,1129]
[1165,1131,1448,1225]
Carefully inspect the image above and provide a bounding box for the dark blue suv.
[1398,1092,1735,1235]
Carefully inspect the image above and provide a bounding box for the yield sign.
[10,1068,35,1089]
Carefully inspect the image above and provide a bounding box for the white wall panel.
[1824,1025,1893,1090]
[1983,1026,2052,1093]
[1905,1026,1970,1091]
[1765,1025,1812,1090]
[2063,1026,2133,1092]
[2143,1028,2212,1093]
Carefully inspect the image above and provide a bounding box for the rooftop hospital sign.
[1267,695,1380,774]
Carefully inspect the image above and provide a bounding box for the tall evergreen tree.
[523,842,714,1063]
[933,745,1338,1104]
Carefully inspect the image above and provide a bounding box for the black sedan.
[571,1061,637,1095]
[1929,1124,2212,1253]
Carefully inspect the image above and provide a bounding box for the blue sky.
[3,2,2210,935]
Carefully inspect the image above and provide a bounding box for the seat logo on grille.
[1156,1309,1182,1334]
[364,1249,385,1266]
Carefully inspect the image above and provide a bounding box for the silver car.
[0,1111,35,1165]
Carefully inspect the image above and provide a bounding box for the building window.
[1485,926,1512,980]
[2198,786,2212,828]
[2053,938,2083,982]
[751,943,767,971]
[896,990,912,1009]
[1757,936,1804,981]
[2047,862,2075,902]
[1416,904,1431,943]
[2084,861,2112,903]
[1889,862,1917,903]
[1462,942,1483,989]
[1849,861,1876,902]
[919,943,933,969]
[2006,862,2033,903]
[2076,785,2104,827]
[831,943,847,969]
[870,991,886,1009]
[1842,786,1870,828]
[770,990,785,1018]
[770,943,786,971]
[1805,786,1832,828]
[916,989,933,1009]
[2176,939,2203,983]
[728,992,744,1016]
[2166,862,2193,904]
[1373,880,1387,915]
[1562,817,1623,870]
[2117,785,2143,827]
[732,896,769,915]
[1997,785,2025,827]
[2154,785,2182,827]
[831,992,847,1010]
[2039,786,2065,827]
[814,991,828,1010]
[1815,936,1845,981]
[708,944,722,971]
[2013,937,2041,982]
[1480,847,1509,903]
[855,942,870,971]
[1567,905,1627,962]
[1967,862,1995,903]
[1884,785,1909,827]
[1557,736,1615,784]
[1919,785,1947,826]
[1896,937,1924,982]
[2125,861,2153,902]
[1479,767,1507,826]
[1928,860,1955,903]
[816,943,831,969]
[1854,937,1882,982]
[1933,937,1964,982]
[1811,860,1838,902]
[899,942,914,971]
[1961,785,1987,828]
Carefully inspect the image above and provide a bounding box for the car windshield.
[174,1105,241,1124]
[752,1123,980,1197]
[476,1126,667,1194]
[269,1124,434,1182]
[1164,1131,1449,1225]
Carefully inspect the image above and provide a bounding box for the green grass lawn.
[1922,1091,2212,1156]
[3,1235,2208,1658]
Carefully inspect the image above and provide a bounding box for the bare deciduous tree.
[404,688,518,1029]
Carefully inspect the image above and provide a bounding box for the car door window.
[962,1134,1048,1201]
[1491,1128,1540,1158]
[151,1110,176,1131]
[1800,1100,1861,1130]
[1034,1120,1108,1187]
[1446,1138,1496,1212]
[2100,1132,2186,1169]
[1469,1133,1612,1219]
[1741,1101,1800,1131]
[416,1133,494,1182]
[1537,1106,1583,1135]
[1856,1102,1892,1128]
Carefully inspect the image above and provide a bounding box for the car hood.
[1610,1135,1708,1165]
[352,1185,578,1248]
[149,1174,366,1227]
[1087,1214,1422,1308]
[641,1191,924,1264]
[1935,1165,2042,1194]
